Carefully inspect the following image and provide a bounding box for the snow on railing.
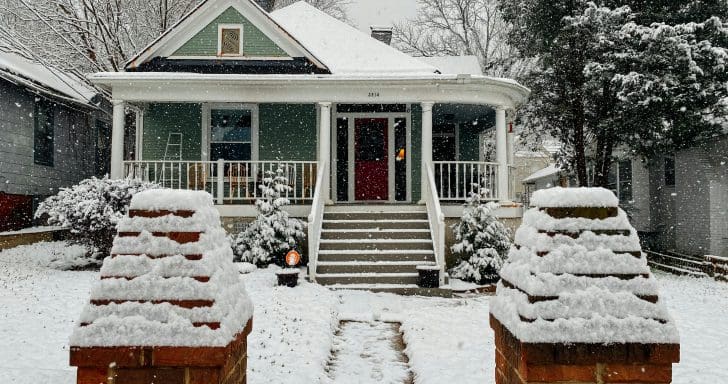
[307,161,328,283]
[424,161,446,286]
[123,160,318,205]
[433,161,499,201]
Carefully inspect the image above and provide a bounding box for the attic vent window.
[218,25,243,56]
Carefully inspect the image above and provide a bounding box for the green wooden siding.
[174,7,288,57]
[258,104,317,161]
[411,104,422,202]
[142,104,202,160]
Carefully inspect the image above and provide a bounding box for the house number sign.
[368,91,381,98]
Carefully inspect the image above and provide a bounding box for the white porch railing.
[307,160,328,283]
[433,161,499,201]
[123,160,318,205]
[424,161,446,286]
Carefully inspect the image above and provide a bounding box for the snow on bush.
[450,184,511,284]
[231,167,305,266]
[35,177,159,257]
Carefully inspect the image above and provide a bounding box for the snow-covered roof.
[0,50,97,105]
[418,56,483,76]
[523,164,561,183]
[270,2,438,75]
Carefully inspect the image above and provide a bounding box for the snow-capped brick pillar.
[69,189,253,384]
[490,187,680,384]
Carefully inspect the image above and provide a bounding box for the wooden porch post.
[110,100,126,179]
[420,101,434,204]
[318,102,332,203]
[495,107,509,202]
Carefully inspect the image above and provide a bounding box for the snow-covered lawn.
[1,241,727,383]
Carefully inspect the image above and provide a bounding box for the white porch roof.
[89,72,529,108]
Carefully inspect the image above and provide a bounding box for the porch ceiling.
[88,73,530,109]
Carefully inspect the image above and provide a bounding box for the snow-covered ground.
[1,241,727,383]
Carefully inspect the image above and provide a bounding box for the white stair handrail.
[307,161,328,283]
[424,161,446,286]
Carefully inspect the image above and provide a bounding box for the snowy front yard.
[1,241,727,383]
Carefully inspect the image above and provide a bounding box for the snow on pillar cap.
[70,189,252,348]
[130,189,215,211]
[530,187,618,208]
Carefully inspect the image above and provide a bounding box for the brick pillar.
[490,188,680,384]
[69,190,252,384]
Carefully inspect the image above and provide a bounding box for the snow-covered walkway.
[1,241,727,383]
[325,321,412,384]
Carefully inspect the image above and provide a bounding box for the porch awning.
[88,72,530,109]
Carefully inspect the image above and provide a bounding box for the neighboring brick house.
[0,51,109,231]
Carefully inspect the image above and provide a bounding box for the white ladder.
[161,133,183,186]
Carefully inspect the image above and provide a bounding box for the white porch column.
[420,101,435,203]
[318,102,332,203]
[495,107,509,202]
[110,100,126,179]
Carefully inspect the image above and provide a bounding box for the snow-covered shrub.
[450,184,511,284]
[231,167,305,266]
[35,177,159,257]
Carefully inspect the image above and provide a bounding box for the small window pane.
[211,109,251,142]
[34,99,54,166]
[664,157,675,186]
[356,125,385,161]
[618,160,632,202]
[220,28,241,55]
[211,143,250,161]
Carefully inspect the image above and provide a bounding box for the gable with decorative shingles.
[173,6,287,57]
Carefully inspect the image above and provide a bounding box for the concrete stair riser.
[323,212,428,221]
[317,274,420,285]
[317,262,434,274]
[322,220,430,230]
[317,252,436,263]
[319,241,434,251]
[320,230,431,240]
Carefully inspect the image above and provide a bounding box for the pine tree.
[232,167,305,266]
[450,184,511,284]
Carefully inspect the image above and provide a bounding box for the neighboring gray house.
[523,136,727,259]
[0,51,109,231]
[630,136,728,258]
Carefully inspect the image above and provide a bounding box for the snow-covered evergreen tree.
[450,184,511,284]
[35,177,159,257]
[232,167,305,266]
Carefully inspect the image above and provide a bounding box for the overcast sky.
[345,0,418,31]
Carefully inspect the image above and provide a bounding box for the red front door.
[355,118,389,201]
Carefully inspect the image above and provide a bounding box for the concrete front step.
[326,284,453,298]
[317,261,436,274]
[316,272,420,285]
[319,239,434,251]
[322,219,430,230]
[320,229,431,240]
[317,250,436,263]
[323,212,428,221]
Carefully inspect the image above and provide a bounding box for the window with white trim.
[218,25,243,56]
[210,108,253,161]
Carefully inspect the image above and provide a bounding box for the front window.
[664,157,675,186]
[618,160,632,202]
[210,108,252,161]
[34,98,55,166]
